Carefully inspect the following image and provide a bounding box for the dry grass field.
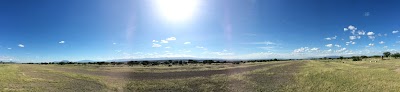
[3,59,400,91]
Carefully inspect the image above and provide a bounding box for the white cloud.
[379,41,385,44]
[165,46,171,49]
[152,40,159,43]
[152,43,162,47]
[334,44,341,48]
[293,47,319,53]
[184,42,191,44]
[166,37,176,41]
[293,47,309,53]
[324,36,337,40]
[7,48,12,50]
[160,40,168,43]
[196,46,207,50]
[325,44,333,47]
[348,25,357,31]
[344,28,349,31]
[196,46,204,49]
[325,38,332,40]
[18,44,24,48]
[244,41,276,45]
[349,36,357,40]
[368,36,375,40]
[336,48,347,53]
[393,30,399,34]
[367,32,375,36]
[310,48,319,51]
[357,30,366,35]
[113,43,117,45]
[368,43,374,46]
[352,42,356,45]
[59,41,65,44]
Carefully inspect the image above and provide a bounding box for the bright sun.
[154,0,200,22]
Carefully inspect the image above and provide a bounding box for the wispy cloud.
[325,44,333,47]
[59,41,65,44]
[166,37,176,41]
[393,30,399,34]
[196,46,207,50]
[160,40,168,43]
[184,42,191,44]
[18,44,24,48]
[152,43,162,47]
[243,41,276,45]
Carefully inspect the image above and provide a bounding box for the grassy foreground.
[3,60,400,91]
[286,59,400,91]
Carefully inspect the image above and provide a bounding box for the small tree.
[383,52,391,57]
[352,56,362,61]
[391,53,400,59]
[339,56,344,60]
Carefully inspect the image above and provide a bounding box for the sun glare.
[154,0,199,22]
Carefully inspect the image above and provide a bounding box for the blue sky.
[1,0,400,62]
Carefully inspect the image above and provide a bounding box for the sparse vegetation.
[4,58,400,91]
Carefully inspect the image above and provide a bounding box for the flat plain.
[2,59,400,92]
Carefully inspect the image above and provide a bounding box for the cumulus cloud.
[18,44,24,48]
[7,48,12,50]
[113,43,117,45]
[393,30,399,34]
[184,42,191,44]
[160,40,168,43]
[152,40,159,43]
[336,48,347,53]
[310,48,319,51]
[166,37,176,41]
[152,43,162,47]
[293,47,319,53]
[348,25,357,31]
[379,41,385,44]
[357,30,366,35]
[368,43,374,46]
[59,41,65,44]
[367,32,375,36]
[335,44,341,48]
[325,44,333,47]
[368,36,375,40]
[349,36,357,40]
[165,46,171,49]
[293,47,309,53]
[344,28,349,31]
